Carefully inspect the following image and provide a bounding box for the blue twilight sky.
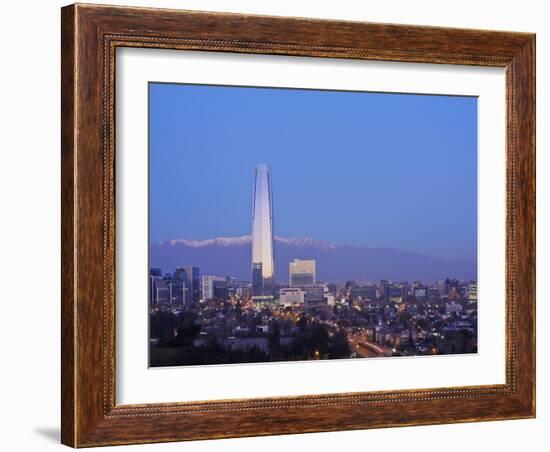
[149,83,477,261]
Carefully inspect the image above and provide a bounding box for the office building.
[388,284,405,303]
[202,275,226,300]
[413,284,428,301]
[279,288,305,305]
[350,285,377,301]
[172,268,187,306]
[184,266,200,304]
[170,266,200,306]
[468,281,478,302]
[149,269,169,307]
[289,259,316,287]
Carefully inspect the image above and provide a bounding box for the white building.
[279,288,305,306]
[325,287,335,306]
[289,259,316,287]
[468,281,478,302]
[202,275,226,300]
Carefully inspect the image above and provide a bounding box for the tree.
[150,310,178,340]
[169,322,201,347]
[267,320,281,360]
[328,330,351,359]
[311,324,330,356]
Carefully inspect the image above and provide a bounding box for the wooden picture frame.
[61,3,535,447]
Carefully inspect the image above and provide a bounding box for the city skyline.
[149,255,478,366]
[149,82,477,261]
[148,163,478,364]
[148,82,478,367]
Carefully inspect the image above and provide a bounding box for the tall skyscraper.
[184,266,200,305]
[172,268,187,306]
[289,259,316,287]
[251,164,275,300]
[172,266,200,306]
[149,268,169,307]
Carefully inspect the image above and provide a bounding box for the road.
[349,334,393,358]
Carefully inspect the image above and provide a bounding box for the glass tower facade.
[251,164,275,299]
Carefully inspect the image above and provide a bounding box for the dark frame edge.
[61,3,77,448]
[510,33,536,419]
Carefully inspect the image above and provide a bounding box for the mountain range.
[149,236,476,283]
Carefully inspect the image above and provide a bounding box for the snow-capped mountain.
[274,236,336,250]
[167,236,252,248]
[150,236,476,282]
[164,235,336,250]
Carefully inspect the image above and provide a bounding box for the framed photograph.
[61,3,535,447]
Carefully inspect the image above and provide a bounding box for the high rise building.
[149,269,169,307]
[172,268,187,306]
[251,164,275,300]
[379,279,389,299]
[444,278,460,295]
[302,284,333,307]
[163,273,173,305]
[202,275,226,300]
[150,268,162,278]
[350,285,377,301]
[184,266,200,305]
[388,283,405,303]
[468,281,478,302]
[413,285,429,301]
[289,259,316,287]
[171,266,200,306]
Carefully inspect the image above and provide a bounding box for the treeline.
[149,310,351,366]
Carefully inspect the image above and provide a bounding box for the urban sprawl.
[149,165,478,366]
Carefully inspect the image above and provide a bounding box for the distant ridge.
[167,235,252,248]
[150,236,476,283]
[164,235,336,249]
